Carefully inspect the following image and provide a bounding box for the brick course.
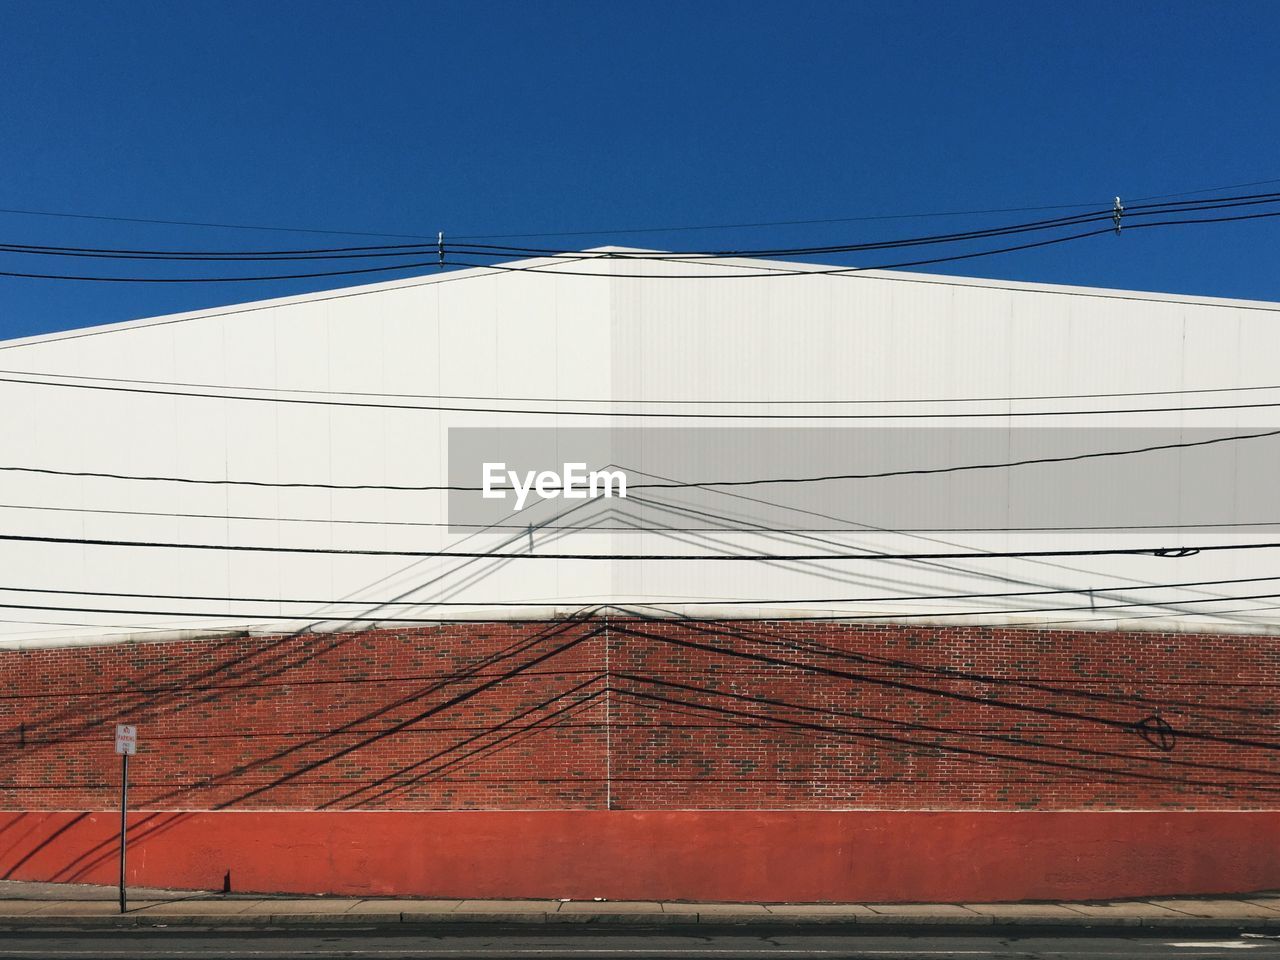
[1,617,1277,811]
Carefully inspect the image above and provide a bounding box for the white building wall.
[0,252,1276,647]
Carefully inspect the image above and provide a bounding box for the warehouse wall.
[2,618,1277,900]
[2,257,1280,646]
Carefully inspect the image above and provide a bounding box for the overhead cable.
[0,497,1275,533]
[0,572,1275,609]
[3,366,1280,405]
[8,369,1280,418]
[1,199,1278,283]
[0,425,1273,490]
[0,192,1271,263]
[0,529,1272,560]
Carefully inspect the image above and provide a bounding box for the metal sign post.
[114,725,136,914]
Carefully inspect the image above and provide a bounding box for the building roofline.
[0,256,523,352]
[3,248,1278,351]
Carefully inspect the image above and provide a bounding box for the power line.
[609,620,1280,754]
[618,592,1280,623]
[1,497,1276,534]
[450,194,1280,259]
[0,425,1272,490]
[0,173,1272,242]
[614,682,1278,791]
[450,202,1104,240]
[3,204,1278,283]
[0,257,449,284]
[628,427,1280,490]
[457,177,1280,240]
[668,616,1276,717]
[0,572,1274,610]
[0,201,1119,259]
[1,228,1272,363]
[4,366,1280,406]
[0,207,438,241]
[1130,176,1280,204]
[613,487,1269,618]
[0,528,1271,560]
[457,211,1280,280]
[0,262,513,354]
[2,191,1273,266]
[8,368,1280,418]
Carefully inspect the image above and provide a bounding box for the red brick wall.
[1,617,1277,813]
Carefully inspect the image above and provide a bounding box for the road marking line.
[1166,942,1262,950]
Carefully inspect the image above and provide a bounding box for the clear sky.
[1,0,1277,339]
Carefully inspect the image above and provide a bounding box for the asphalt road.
[1,930,1280,960]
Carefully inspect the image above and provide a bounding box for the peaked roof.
[2,247,1278,352]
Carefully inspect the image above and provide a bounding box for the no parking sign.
[114,724,136,755]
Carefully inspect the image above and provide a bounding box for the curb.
[2,912,1279,934]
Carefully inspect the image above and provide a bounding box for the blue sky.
[1,0,1277,339]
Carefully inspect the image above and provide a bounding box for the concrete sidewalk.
[2,881,1279,931]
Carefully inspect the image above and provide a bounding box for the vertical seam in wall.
[605,616,612,811]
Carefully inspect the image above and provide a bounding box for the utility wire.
[449,194,1280,259]
[0,497,1275,534]
[0,529,1270,560]
[609,620,1280,754]
[1130,176,1280,203]
[3,586,1280,630]
[0,257,448,284]
[627,427,1280,490]
[0,202,1122,258]
[0,208,438,241]
[454,211,1280,280]
[1,199,1278,283]
[0,173,1273,241]
[0,425,1272,490]
[451,203,1104,240]
[3,366,1280,405]
[8,369,1280,418]
[457,177,1280,240]
[1,192,1272,263]
[0,572,1275,610]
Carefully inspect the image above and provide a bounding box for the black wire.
[459,230,1124,278]
[455,211,1280,280]
[3,192,1269,263]
[1,572,1274,609]
[449,194,1280,260]
[0,257,447,283]
[3,366,1279,405]
[0,173,1271,242]
[0,244,442,262]
[616,593,1280,623]
[0,240,437,257]
[615,675,1279,781]
[2,203,1277,283]
[0,204,1112,261]
[0,207,438,241]
[451,203,1105,240]
[2,497,1277,533]
[609,619,1280,754]
[455,177,1280,239]
[626,426,1280,490]
[661,616,1273,720]
[40,592,1280,623]
[8,369,1280,418]
[0,424,1272,489]
[615,687,1278,792]
[0,529,1271,560]
[1130,176,1280,203]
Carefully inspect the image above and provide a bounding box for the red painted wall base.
[2,810,1277,903]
